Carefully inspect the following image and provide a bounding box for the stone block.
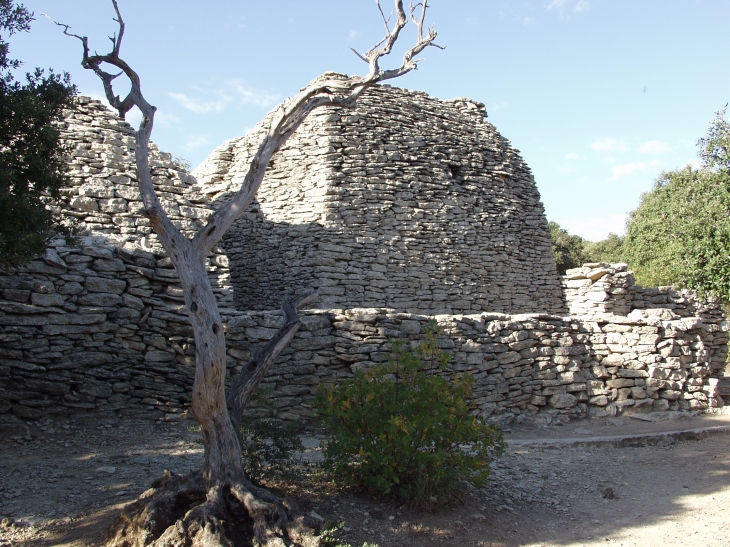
[606,378,635,389]
[399,320,421,335]
[77,293,122,307]
[548,393,576,409]
[589,395,608,406]
[498,351,521,365]
[616,369,648,378]
[145,351,175,363]
[86,277,127,294]
[30,293,66,307]
[92,258,126,272]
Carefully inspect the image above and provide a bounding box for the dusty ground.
[1,412,729,547]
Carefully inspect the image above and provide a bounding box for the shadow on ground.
[1,414,729,547]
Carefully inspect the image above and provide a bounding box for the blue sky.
[13,0,730,241]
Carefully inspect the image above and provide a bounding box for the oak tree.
[0,0,75,267]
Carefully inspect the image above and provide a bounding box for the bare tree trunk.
[180,258,243,486]
[48,1,442,545]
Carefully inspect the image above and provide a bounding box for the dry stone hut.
[0,89,726,425]
[195,84,565,315]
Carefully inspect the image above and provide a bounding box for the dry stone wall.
[0,96,726,425]
[194,83,565,316]
[0,98,233,420]
[58,97,233,305]
[562,263,723,323]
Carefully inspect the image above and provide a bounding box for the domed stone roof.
[195,85,564,315]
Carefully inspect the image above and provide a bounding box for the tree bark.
[50,1,441,545]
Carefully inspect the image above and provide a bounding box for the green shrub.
[239,390,303,483]
[315,321,505,507]
[549,221,586,274]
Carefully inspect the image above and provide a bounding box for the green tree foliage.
[0,1,76,267]
[583,233,624,264]
[548,221,586,274]
[620,106,730,298]
[698,104,730,171]
[622,166,730,297]
[316,320,504,507]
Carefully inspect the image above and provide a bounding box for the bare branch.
[410,0,426,37]
[226,290,320,430]
[376,0,392,34]
[110,0,125,56]
[192,0,440,257]
[228,340,257,353]
[49,1,187,272]
[350,47,369,63]
[52,1,440,468]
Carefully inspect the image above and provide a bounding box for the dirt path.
[1,413,729,547]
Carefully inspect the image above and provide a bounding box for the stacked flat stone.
[59,97,233,305]
[226,297,727,423]
[0,97,727,425]
[0,98,232,420]
[563,262,726,323]
[194,84,565,315]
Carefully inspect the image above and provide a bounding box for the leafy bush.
[582,232,624,265]
[316,321,505,507]
[618,106,730,299]
[548,221,587,274]
[239,390,303,483]
[622,166,730,298]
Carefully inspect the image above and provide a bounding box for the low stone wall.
[2,264,726,424]
[231,307,727,424]
[0,98,726,425]
[0,237,220,420]
[562,263,722,320]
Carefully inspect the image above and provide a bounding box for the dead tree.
[50,1,440,545]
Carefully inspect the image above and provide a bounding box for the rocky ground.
[1,413,729,547]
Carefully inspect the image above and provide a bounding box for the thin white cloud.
[548,0,589,18]
[169,92,230,114]
[548,0,569,10]
[155,111,182,127]
[169,81,279,114]
[348,29,360,39]
[565,152,580,160]
[609,160,661,181]
[677,139,695,150]
[126,108,143,129]
[590,138,629,153]
[490,101,508,113]
[182,135,212,153]
[229,81,280,108]
[523,17,535,25]
[638,140,671,154]
[610,161,647,180]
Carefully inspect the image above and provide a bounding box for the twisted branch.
[44,0,189,267]
[192,0,441,258]
[226,290,320,433]
[49,0,439,436]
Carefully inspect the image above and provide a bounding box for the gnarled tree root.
[106,470,319,547]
